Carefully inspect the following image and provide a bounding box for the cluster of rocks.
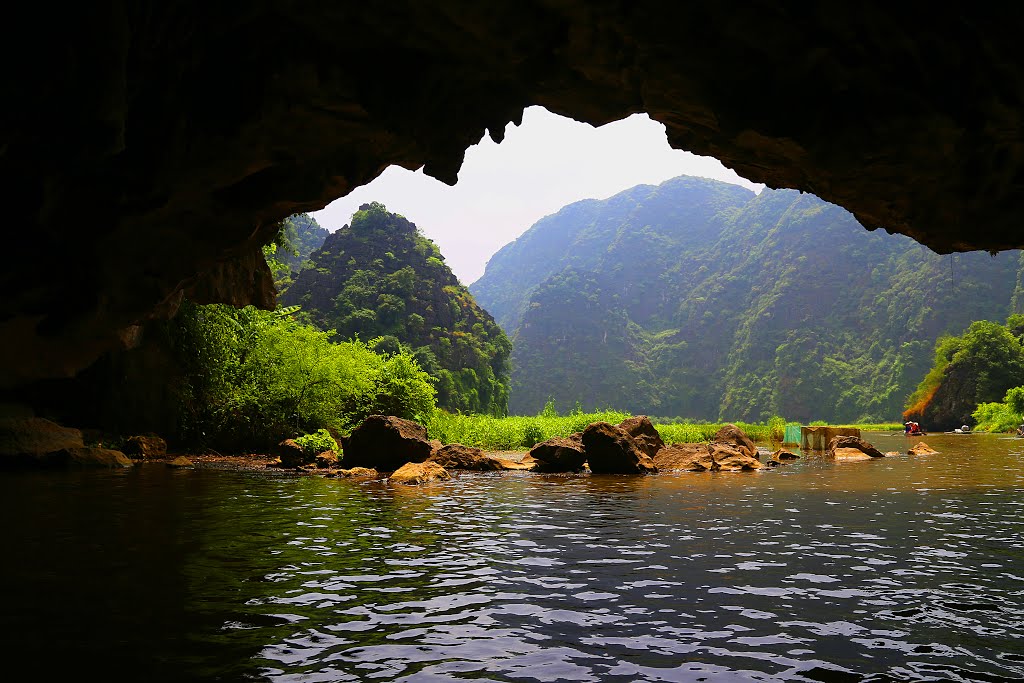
[824,435,937,459]
[286,414,793,485]
[0,409,177,469]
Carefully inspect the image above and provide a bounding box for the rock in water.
[429,444,505,471]
[389,461,450,485]
[528,436,587,472]
[50,447,133,468]
[713,424,758,459]
[908,442,938,455]
[0,417,84,462]
[343,415,432,471]
[274,439,311,468]
[617,416,665,458]
[654,443,718,471]
[709,443,763,471]
[581,422,657,474]
[827,436,885,460]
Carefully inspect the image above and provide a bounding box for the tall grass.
[426,410,632,450]
[425,410,790,450]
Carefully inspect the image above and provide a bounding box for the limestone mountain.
[470,176,1023,422]
[280,202,511,415]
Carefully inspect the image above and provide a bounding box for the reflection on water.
[0,433,1022,681]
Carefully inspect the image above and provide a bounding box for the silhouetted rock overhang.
[3,2,1024,390]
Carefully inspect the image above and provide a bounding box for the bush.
[294,428,338,455]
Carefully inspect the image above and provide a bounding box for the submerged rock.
[617,416,665,458]
[582,422,657,474]
[654,443,717,471]
[709,442,763,471]
[335,467,378,478]
[389,461,450,485]
[713,424,758,459]
[771,449,799,460]
[827,435,884,460]
[528,436,587,472]
[343,415,432,471]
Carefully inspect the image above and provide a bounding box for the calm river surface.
[1,432,1023,682]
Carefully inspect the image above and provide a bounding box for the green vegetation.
[426,405,791,451]
[281,202,511,416]
[294,428,339,455]
[166,300,435,451]
[471,176,1022,423]
[905,315,1024,430]
[267,213,329,289]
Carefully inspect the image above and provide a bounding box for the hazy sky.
[312,106,763,285]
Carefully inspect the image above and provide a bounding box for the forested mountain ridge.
[471,177,1022,422]
[280,202,511,415]
[279,213,329,272]
[472,177,755,332]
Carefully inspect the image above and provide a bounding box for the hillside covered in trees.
[281,202,511,415]
[471,176,1023,422]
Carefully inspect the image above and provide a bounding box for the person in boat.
[1017,423,1024,437]
[908,421,923,435]
[904,421,913,435]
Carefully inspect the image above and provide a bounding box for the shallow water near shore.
[1,432,1023,681]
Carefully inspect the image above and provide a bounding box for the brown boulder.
[528,436,587,472]
[617,416,665,458]
[166,456,194,468]
[827,436,884,459]
[389,461,451,485]
[429,443,504,470]
[343,415,432,471]
[336,467,378,478]
[493,456,538,471]
[50,447,133,468]
[654,443,717,471]
[315,450,339,468]
[771,449,799,460]
[713,424,758,459]
[274,439,311,468]
[122,435,168,459]
[0,417,84,459]
[908,442,938,455]
[581,422,658,474]
[709,442,763,471]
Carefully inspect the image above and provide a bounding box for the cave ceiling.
[2,2,1024,389]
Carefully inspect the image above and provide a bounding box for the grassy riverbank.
[425,411,792,450]
[425,412,906,450]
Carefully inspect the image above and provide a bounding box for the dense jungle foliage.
[280,202,511,416]
[904,314,1024,430]
[471,176,1023,422]
[163,300,436,451]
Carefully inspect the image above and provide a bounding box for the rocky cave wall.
[3,2,1024,396]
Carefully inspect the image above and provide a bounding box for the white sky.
[312,106,763,285]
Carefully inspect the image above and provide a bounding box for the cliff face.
[6,3,1024,400]
[281,203,511,415]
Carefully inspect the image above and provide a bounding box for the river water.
[1,432,1022,682]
